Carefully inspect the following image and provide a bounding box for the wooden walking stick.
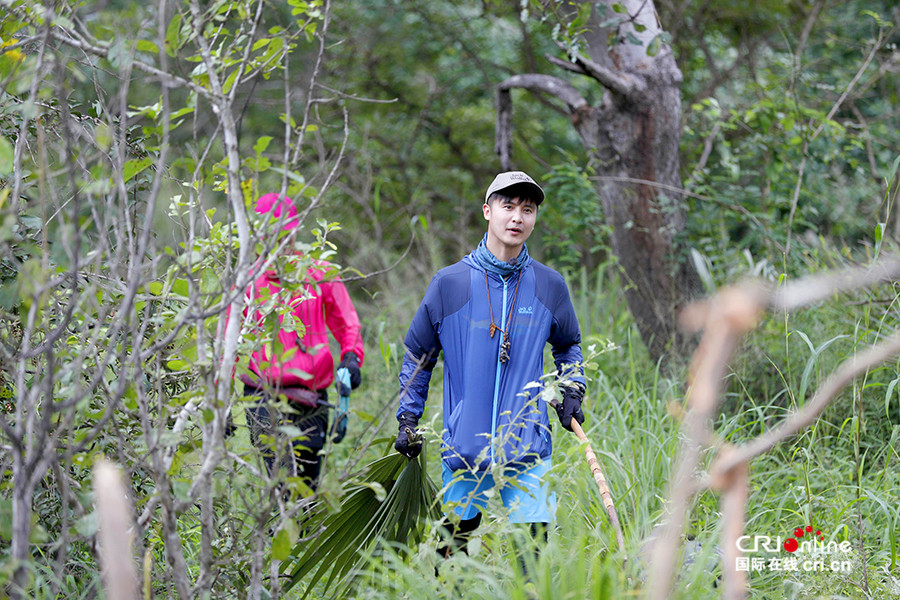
[552,399,627,559]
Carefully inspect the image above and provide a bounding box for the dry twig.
[647,258,900,599]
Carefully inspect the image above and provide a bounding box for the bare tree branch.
[545,53,590,76]
[556,43,642,97]
[715,330,900,476]
[771,258,900,311]
[647,284,766,599]
[713,446,749,600]
[94,460,139,600]
[496,74,589,170]
[45,27,212,100]
[651,257,900,599]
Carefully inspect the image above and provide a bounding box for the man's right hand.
[394,412,422,459]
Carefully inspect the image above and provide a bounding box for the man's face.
[483,196,538,254]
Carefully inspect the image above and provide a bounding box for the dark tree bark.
[497,0,702,363]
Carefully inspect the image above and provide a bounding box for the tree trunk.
[590,78,699,362]
[11,458,34,598]
[497,0,702,363]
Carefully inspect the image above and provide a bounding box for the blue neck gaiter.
[472,234,530,278]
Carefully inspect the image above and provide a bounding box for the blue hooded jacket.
[397,252,585,471]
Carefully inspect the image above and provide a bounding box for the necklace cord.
[484,270,521,344]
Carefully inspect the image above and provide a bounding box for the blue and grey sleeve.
[397,277,443,419]
[548,281,586,387]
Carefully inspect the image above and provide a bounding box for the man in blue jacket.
[394,170,586,555]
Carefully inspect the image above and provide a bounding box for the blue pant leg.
[500,459,557,524]
[441,463,494,520]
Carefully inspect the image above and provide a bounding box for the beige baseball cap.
[484,171,545,205]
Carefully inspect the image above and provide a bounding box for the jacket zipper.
[489,273,509,465]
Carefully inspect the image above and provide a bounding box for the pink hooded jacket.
[239,193,364,391]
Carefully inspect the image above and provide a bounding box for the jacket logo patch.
[518,306,534,314]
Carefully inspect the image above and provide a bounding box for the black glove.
[555,383,585,432]
[224,412,237,438]
[394,412,422,459]
[338,352,362,389]
[331,412,348,443]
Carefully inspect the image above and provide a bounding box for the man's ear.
[482,202,491,221]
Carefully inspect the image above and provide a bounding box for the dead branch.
[496,74,588,170]
[551,397,627,557]
[551,42,641,98]
[647,284,766,600]
[545,53,590,76]
[648,258,900,599]
[717,451,749,600]
[714,329,900,476]
[771,258,900,312]
[94,460,139,600]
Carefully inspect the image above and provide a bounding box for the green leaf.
[0,135,13,177]
[0,279,19,311]
[875,222,885,246]
[200,269,219,294]
[280,113,298,129]
[797,333,849,403]
[571,3,591,29]
[355,410,376,424]
[94,122,112,151]
[222,66,242,94]
[612,3,626,13]
[647,34,661,57]
[165,13,183,57]
[30,523,48,544]
[254,136,273,156]
[75,512,99,537]
[136,40,159,54]
[885,154,900,187]
[272,518,300,561]
[18,258,43,308]
[272,530,292,560]
[171,278,190,298]
[598,16,626,28]
[885,376,900,420]
[269,166,307,186]
[0,499,11,541]
[123,157,154,183]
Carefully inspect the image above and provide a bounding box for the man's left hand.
[555,383,585,432]
[338,352,362,389]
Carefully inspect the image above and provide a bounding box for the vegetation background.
[1,0,899,598]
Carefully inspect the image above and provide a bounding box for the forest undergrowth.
[302,253,900,600]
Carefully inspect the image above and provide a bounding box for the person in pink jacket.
[239,193,364,490]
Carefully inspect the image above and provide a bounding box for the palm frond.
[284,448,440,598]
